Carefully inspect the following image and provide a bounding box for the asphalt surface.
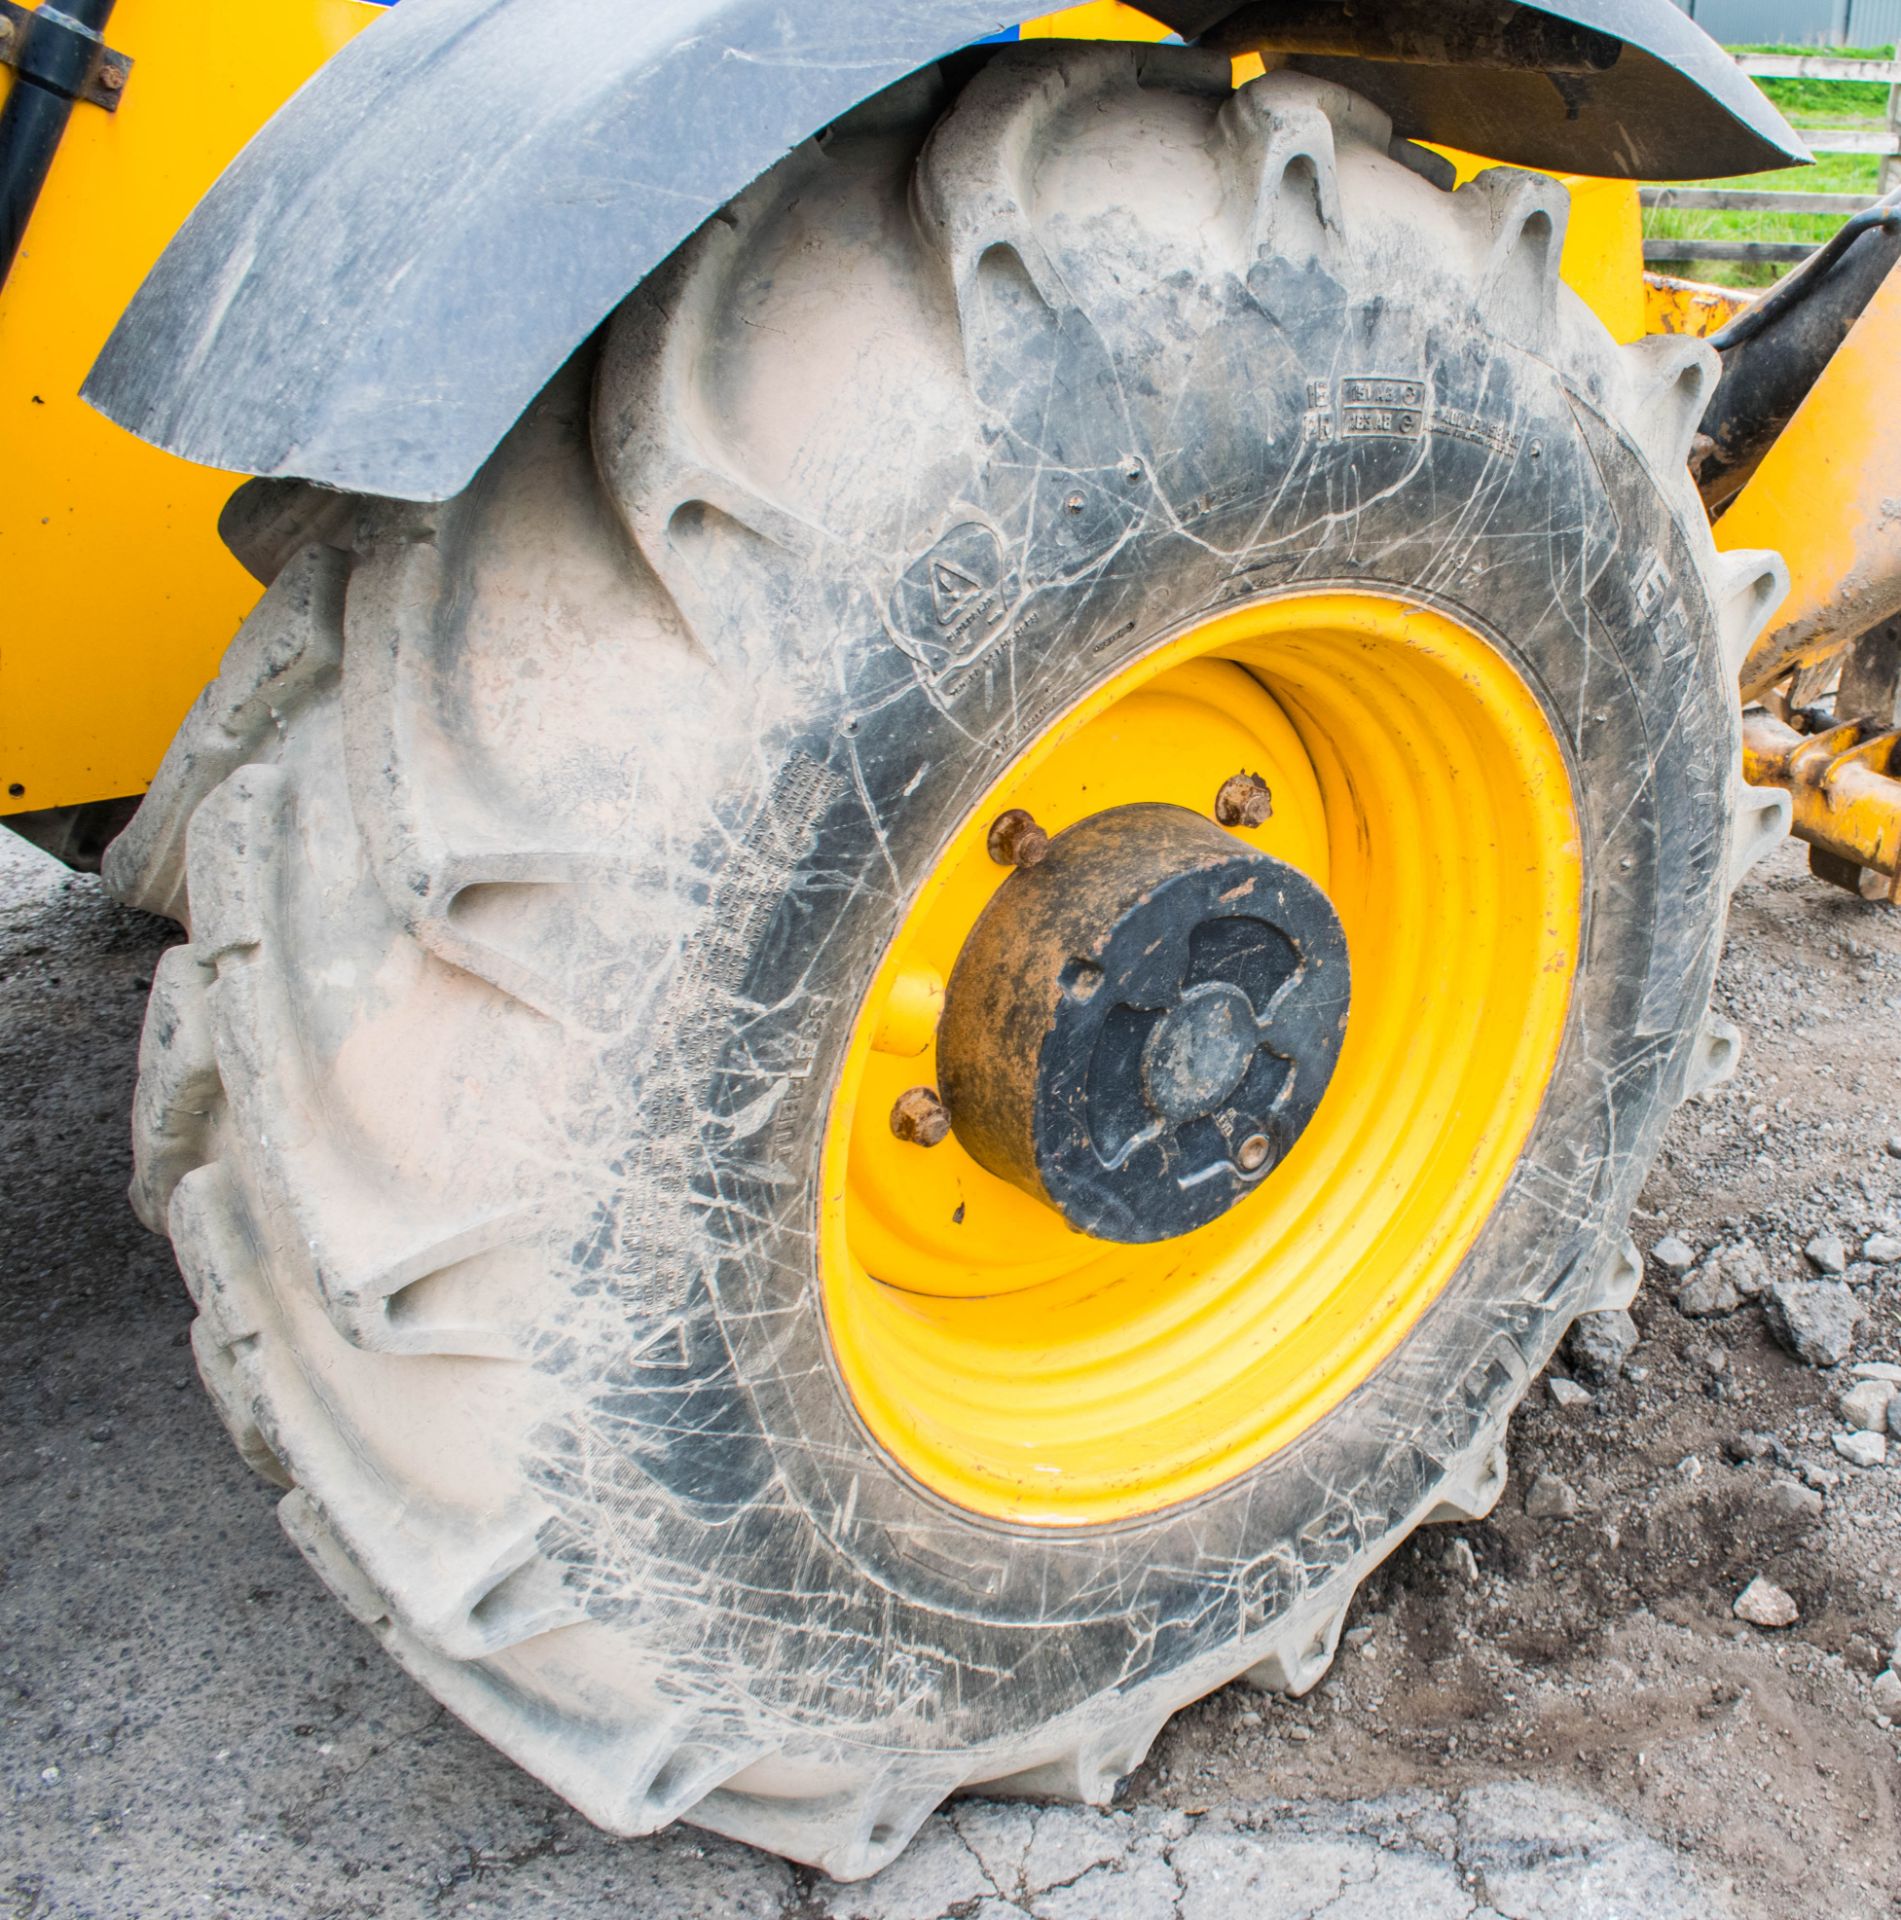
[0,828,1844,1920]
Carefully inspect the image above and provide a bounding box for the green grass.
[1640,45,1891,286]
[1733,42,1895,120]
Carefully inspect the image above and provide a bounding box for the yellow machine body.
[0,0,1771,826]
[0,0,382,816]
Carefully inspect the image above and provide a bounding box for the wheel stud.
[1214,771,1274,829]
[1235,1132,1274,1174]
[891,1086,952,1147]
[987,807,1050,868]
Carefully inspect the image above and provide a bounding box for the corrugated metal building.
[1671,0,1901,47]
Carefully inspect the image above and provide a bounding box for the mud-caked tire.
[107,44,1790,1879]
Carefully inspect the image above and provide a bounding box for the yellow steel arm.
[1718,257,1901,702]
[1743,708,1901,899]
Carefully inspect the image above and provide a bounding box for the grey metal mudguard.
[83,0,1803,502]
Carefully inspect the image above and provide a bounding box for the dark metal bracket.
[0,0,130,286]
[0,1,132,112]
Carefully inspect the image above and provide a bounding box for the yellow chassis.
[0,0,382,816]
[4,0,1899,895]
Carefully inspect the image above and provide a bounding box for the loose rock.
[1872,1670,1901,1717]
[1890,1395,1901,1441]
[1760,1479,1825,1523]
[1832,1430,1888,1469]
[1565,1309,1638,1383]
[1851,1361,1901,1382]
[1765,1279,1863,1368]
[1839,1378,1896,1433]
[1863,1232,1901,1264]
[1805,1232,1848,1276]
[1524,1472,1580,1520]
[1733,1577,1799,1629]
[1675,1264,1739,1318]
[1724,1431,1777,1464]
[1706,1239,1770,1300]
[1546,1377,1592,1410]
[1650,1234,1696,1274]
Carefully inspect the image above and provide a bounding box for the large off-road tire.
[106,44,1792,1880]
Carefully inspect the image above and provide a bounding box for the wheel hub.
[937,802,1350,1243]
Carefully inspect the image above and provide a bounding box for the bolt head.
[1214,772,1274,830]
[891,1086,952,1147]
[1235,1132,1274,1174]
[100,63,125,89]
[988,807,1050,868]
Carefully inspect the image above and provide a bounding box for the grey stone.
[1872,1671,1901,1717]
[1839,1378,1896,1433]
[1016,1805,1129,1902]
[1707,1239,1770,1300]
[1734,1576,1800,1628]
[1891,1394,1901,1441]
[825,1817,993,1920]
[1565,1309,1638,1383]
[1760,1479,1825,1522]
[1458,1780,1733,1919]
[950,1802,1039,1898]
[1170,1825,1475,1920]
[1852,1361,1901,1381]
[1765,1279,1863,1367]
[1864,1232,1901,1264]
[1805,1231,1848,1275]
[1650,1234,1697,1273]
[1546,1377,1592,1409]
[1035,1852,1179,1920]
[1524,1471,1580,1520]
[1832,1429,1887,1469]
[1675,1264,1740,1318]
[1889,1136,1901,1158]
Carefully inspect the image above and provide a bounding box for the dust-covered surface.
[1,820,1896,1919]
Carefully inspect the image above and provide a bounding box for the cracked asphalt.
[0,827,1845,1920]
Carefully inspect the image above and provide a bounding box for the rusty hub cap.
[937,802,1349,1243]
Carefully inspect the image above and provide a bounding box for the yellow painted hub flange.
[820,592,1581,1526]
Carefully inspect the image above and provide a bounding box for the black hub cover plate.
[938,803,1350,1243]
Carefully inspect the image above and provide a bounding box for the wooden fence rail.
[1640,53,1896,264]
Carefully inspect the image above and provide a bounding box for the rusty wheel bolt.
[891,1086,952,1147]
[1214,771,1274,830]
[988,807,1050,868]
[1235,1133,1273,1174]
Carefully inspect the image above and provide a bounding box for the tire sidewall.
[539,263,1733,1750]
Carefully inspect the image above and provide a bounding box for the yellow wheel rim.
[820,591,1581,1525]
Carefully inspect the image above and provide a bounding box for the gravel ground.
[2,826,1897,1920]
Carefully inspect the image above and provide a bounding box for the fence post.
[1887,81,1901,196]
